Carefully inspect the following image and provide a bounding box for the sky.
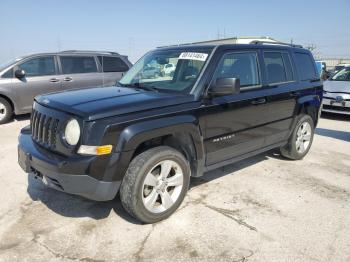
[0,0,349,63]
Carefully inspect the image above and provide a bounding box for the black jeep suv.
[18,43,323,223]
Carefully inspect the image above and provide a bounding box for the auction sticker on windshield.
[179,52,208,61]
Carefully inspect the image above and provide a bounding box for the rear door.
[58,55,103,90]
[260,50,298,146]
[97,56,130,86]
[12,55,60,112]
[203,50,270,166]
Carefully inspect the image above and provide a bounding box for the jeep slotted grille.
[31,109,60,148]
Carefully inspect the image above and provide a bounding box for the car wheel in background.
[0,97,13,125]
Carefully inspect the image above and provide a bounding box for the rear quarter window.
[98,56,129,72]
[294,52,317,81]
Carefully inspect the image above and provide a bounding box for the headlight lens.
[64,119,80,146]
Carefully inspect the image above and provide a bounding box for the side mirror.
[209,77,240,96]
[15,69,26,79]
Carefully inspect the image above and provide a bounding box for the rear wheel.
[0,97,13,125]
[280,114,314,160]
[120,146,190,223]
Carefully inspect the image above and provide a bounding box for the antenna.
[102,56,105,87]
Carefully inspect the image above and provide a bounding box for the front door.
[203,51,270,166]
[12,56,60,112]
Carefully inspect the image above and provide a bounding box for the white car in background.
[322,67,350,115]
[163,63,176,76]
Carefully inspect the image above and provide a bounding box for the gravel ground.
[0,113,349,262]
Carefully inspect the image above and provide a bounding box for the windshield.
[118,49,211,93]
[331,67,350,81]
[0,57,23,72]
[335,65,345,72]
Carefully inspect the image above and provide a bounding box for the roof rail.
[59,50,120,55]
[249,40,303,48]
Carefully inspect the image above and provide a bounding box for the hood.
[324,80,350,93]
[35,86,195,120]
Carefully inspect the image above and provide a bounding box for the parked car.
[18,43,322,223]
[163,63,176,76]
[333,63,350,75]
[322,67,350,115]
[141,65,161,78]
[0,50,132,124]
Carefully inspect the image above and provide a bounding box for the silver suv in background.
[0,50,132,124]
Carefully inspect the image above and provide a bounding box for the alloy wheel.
[142,160,184,213]
[295,121,312,153]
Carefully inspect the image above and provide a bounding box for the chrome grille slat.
[43,117,51,144]
[30,111,36,135]
[34,113,41,140]
[38,115,45,142]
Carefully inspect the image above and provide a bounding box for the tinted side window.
[60,56,97,74]
[98,56,129,72]
[214,52,260,87]
[263,52,287,84]
[294,53,317,81]
[2,68,13,78]
[18,56,56,77]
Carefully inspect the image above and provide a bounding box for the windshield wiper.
[117,82,159,92]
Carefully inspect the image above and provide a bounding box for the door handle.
[49,78,60,83]
[63,77,73,82]
[290,91,301,97]
[251,98,266,105]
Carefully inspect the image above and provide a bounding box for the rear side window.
[263,51,295,84]
[282,53,294,81]
[97,56,129,72]
[18,56,56,77]
[294,53,317,81]
[60,56,98,74]
[214,52,260,87]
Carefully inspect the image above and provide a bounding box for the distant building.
[160,36,285,48]
[318,58,350,70]
[187,36,281,45]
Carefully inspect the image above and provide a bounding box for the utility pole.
[306,43,317,52]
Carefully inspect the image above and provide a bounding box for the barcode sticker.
[179,52,208,61]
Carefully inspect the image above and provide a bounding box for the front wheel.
[280,114,315,160]
[120,146,190,223]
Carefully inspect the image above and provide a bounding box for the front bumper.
[322,97,350,115]
[18,128,120,201]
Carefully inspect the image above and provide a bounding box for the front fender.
[104,115,205,181]
[115,115,204,160]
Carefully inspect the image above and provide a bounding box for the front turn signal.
[78,145,113,156]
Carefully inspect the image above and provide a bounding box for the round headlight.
[64,119,80,146]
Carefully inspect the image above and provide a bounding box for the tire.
[0,97,13,125]
[280,114,315,160]
[120,146,190,223]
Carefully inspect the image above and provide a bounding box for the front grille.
[31,109,60,148]
[323,105,350,112]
